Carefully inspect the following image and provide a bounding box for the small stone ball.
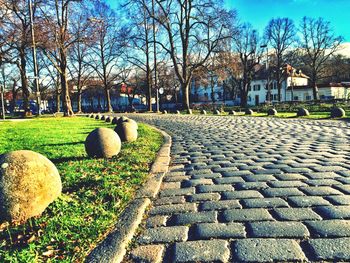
[176,110,181,114]
[201,110,207,115]
[187,109,192,115]
[213,110,220,115]
[95,114,102,120]
[114,122,138,142]
[245,109,254,115]
[297,108,309,117]
[111,117,119,125]
[101,115,106,120]
[331,107,346,118]
[91,114,95,118]
[105,116,111,123]
[267,108,278,116]
[162,110,168,114]
[85,128,121,158]
[229,110,236,115]
[0,150,62,223]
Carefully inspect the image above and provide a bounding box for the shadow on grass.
[43,141,85,147]
[51,156,87,164]
[63,177,102,193]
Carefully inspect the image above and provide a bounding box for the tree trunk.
[312,82,318,100]
[19,51,30,115]
[56,87,60,112]
[105,88,113,112]
[240,82,248,107]
[77,90,82,113]
[182,82,190,110]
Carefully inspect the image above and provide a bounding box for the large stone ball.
[297,108,309,117]
[331,107,346,118]
[187,109,193,115]
[213,110,221,115]
[267,108,278,116]
[176,110,181,114]
[114,122,138,142]
[95,114,102,120]
[85,128,121,158]
[0,150,62,223]
[245,109,254,115]
[201,109,207,115]
[100,115,106,121]
[162,110,168,114]
[229,110,236,115]
[90,114,95,119]
[117,117,138,130]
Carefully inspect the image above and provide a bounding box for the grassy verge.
[0,117,163,262]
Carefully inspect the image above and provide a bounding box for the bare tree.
[146,0,234,110]
[0,0,42,115]
[232,23,262,107]
[123,0,153,111]
[87,0,122,112]
[264,17,296,101]
[299,17,343,100]
[39,0,86,116]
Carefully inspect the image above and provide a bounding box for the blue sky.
[107,0,350,41]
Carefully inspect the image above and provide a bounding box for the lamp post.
[260,44,271,104]
[28,0,41,116]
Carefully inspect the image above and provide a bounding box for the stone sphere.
[117,117,138,130]
[85,128,121,158]
[331,107,346,118]
[229,110,236,115]
[95,114,102,120]
[101,115,106,121]
[0,150,62,223]
[105,116,111,123]
[213,110,221,115]
[91,114,95,118]
[162,110,168,114]
[201,109,207,115]
[114,122,138,142]
[245,109,254,115]
[297,108,309,117]
[176,110,181,114]
[267,108,278,116]
[187,109,193,115]
[112,117,119,125]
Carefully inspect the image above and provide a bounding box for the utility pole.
[152,0,159,112]
[28,0,41,116]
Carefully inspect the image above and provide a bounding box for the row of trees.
[0,0,348,116]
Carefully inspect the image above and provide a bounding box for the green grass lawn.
[0,117,163,262]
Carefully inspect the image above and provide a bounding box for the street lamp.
[260,44,271,104]
[28,0,41,116]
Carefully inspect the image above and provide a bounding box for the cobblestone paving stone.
[126,115,350,262]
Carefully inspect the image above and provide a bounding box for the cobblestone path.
[127,115,350,262]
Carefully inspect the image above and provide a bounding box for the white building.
[247,66,309,106]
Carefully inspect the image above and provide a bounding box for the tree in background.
[232,23,262,107]
[146,0,233,110]
[299,17,343,100]
[264,17,296,101]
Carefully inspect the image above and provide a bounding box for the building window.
[293,96,299,101]
[253,84,261,91]
[248,96,251,101]
[273,94,278,100]
[306,95,312,100]
[218,92,222,100]
[273,82,277,89]
[248,86,251,91]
